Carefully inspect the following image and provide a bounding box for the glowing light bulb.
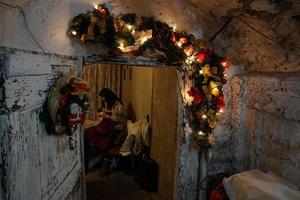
[126,24,133,31]
[199,70,203,74]
[71,30,77,36]
[224,73,227,77]
[118,41,124,48]
[219,108,224,113]
[94,4,99,9]
[202,114,207,119]
[221,60,229,68]
[172,25,176,32]
[198,131,204,136]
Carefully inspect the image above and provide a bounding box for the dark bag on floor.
[134,152,159,192]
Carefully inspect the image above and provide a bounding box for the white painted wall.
[0,0,96,56]
[0,0,206,57]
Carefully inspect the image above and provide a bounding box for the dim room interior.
[0,0,300,200]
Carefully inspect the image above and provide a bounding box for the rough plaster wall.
[209,0,300,187]
[195,0,300,184]
[210,1,300,73]
[151,68,178,200]
[231,73,300,189]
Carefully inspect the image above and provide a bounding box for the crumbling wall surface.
[206,0,300,185]
[231,73,300,189]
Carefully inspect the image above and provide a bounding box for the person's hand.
[98,112,109,119]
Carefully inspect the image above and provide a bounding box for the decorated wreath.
[41,74,89,137]
[67,4,229,151]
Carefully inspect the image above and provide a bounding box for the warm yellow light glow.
[198,131,204,136]
[202,114,207,119]
[141,36,149,44]
[202,64,212,77]
[118,41,125,48]
[126,24,133,31]
[224,73,227,77]
[176,41,183,48]
[199,70,203,74]
[181,87,193,106]
[71,30,77,35]
[211,87,219,96]
[221,60,229,68]
[208,135,214,144]
[172,25,176,32]
[210,81,220,96]
[94,4,99,9]
[219,108,224,113]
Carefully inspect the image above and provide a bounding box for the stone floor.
[85,169,155,200]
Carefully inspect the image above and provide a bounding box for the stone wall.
[208,0,300,190]
[230,73,300,189]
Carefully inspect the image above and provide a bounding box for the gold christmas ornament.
[209,81,220,96]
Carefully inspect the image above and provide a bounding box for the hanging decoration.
[40,74,89,149]
[67,4,230,150]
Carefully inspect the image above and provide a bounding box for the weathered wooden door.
[0,48,84,200]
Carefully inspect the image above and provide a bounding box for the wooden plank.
[5,74,56,111]
[0,47,84,200]
[0,115,10,200]
[50,169,82,200]
[0,54,6,113]
[0,47,78,78]
[6,110,42,200]
[5,66,77,111]
[84,55,179,68]
[37,110,82,200]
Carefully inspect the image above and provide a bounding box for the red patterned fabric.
[84,118,116,150]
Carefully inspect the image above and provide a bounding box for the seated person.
[84,88,126,173]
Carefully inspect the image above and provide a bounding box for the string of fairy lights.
[67,3,229,150]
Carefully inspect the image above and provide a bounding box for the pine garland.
[67,4,229,150]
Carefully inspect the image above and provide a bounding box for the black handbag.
[134,150,159,192]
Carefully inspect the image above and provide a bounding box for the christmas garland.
[67,4,229,150]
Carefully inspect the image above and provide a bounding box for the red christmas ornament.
[217,95,225,109]
[221,79,227,85]
[179,37,188,44]
[183,45,194,56]
[197,52,206,62]
[187,87,203,105]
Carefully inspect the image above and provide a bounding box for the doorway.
[82,63,179,200]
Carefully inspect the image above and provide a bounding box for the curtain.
[83,63,122,120]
